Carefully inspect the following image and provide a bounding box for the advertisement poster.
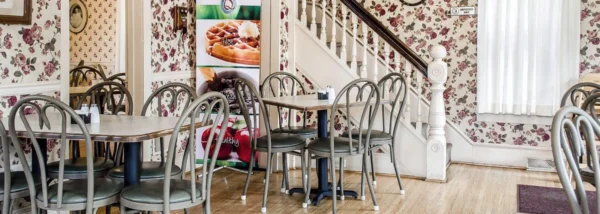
[195,0,261,169]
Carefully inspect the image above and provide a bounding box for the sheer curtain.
[477,0,579,118]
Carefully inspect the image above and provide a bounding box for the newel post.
[426,45,448,182]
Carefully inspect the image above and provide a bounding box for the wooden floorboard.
[101,163,587,214]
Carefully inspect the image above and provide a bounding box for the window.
[477,0,580,124]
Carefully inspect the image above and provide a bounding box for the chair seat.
[256,133,305,149]
[307,137,361,154]
[0,172,41,195]
[120,179,202,204]
[341,129,392,144]
[47,157,114,175]
[273,126,317,137]
[36,178,123,204]
[107,162,182,180]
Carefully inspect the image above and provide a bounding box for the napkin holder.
[317,91,329,100]
[72,111,91,124]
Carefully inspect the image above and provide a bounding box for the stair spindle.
[311,0,317,33]
[404,61,412,122]
[394,52,400,74]
[330,0,337,53]
[350,14,358,72]
[340,5,347,62]
[301,0,307,25]
[384,44,390,76]
[416,71,423,133]
[360,22,368,79]
[320,0,327,43]
[372,35,379,83]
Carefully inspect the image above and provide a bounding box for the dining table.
[262,94,388,206]
[2,113,207,186]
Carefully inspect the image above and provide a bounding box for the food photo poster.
[195,0,261,169]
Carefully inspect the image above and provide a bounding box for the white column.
[426,45,448,182]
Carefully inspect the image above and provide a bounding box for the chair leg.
[261,152,274,213]
[184,208,190,214]
[303,151,313,208]
[120,204,126,214]
[264,153,275,183]
[203,201,209,214]
[360,160,365,201]
[105,205,111,214]
[241,148,257,200]
[93,207,99,214]
[339,157,345,201]
[390,144,405,195]
[363,154,379,211]
[282,153,290,193]
[301,149,307,193]
[330,157,337,214]
[7,199,14,214]
[369,150,377,185]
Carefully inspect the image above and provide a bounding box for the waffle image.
[205,20,261,66]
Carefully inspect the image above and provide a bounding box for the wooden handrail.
[340,0,428,76]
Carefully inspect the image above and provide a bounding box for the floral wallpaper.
[0,0,62,84]
[358,0,600,147]
[69,0,119,75]
[280,0,290,72]
[150,0,193,74]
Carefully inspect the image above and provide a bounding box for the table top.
[262,95,389,111]
[2,113,207,142]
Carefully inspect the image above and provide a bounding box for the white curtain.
[477,0,580,117]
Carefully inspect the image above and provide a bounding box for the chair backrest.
[76,81,133,115]
[69,66,107,87]
[163,92,229,211]
[560,82,600,107]
[332,79,381,156]
[142,82,197,117]
[260,72,309,129]
[0,121,11,211]
[377,73,408,137]
[7,95,95,213]
[106,73,126,87]
[552,106,600,214]
[235,78,272,151]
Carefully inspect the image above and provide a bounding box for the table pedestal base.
[289,186,358,206]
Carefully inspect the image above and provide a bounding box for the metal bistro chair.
[108,82,197,181]
[70,66,107,87]
[119,92,230,214]
[303,79,381,213]
[62,82,133,180]
[106,73,127,87]
[551,106,600,214]
[561,83,600,186]
[1,121,41,214]
[342,73,407,194]
[236,78,308,213]
[7,95,123,214]
[260,72,317,193]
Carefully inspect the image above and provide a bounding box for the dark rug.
[517,184,597,214]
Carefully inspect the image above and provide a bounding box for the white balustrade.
[320,0,327,42]
[301,0,307,25]
[416,71,423,132]
[403,61,412,122]
[360,22,368,79]
[330,0,337,53]
[340,5,347,62]
[426,45,448,182]
[311,0,317,33]
[351,14,358,72]
[384,44,390,76]
[372,35,379,82]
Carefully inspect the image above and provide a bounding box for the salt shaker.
[90,104,100,124]
[81,104,89,114]
[327,86,336,104]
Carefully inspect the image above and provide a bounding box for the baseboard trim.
[425,178,447,183]
[452,161,527,170]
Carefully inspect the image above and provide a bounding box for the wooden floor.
[104,163,581,214]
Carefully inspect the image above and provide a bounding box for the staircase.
[292,0,451,181]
